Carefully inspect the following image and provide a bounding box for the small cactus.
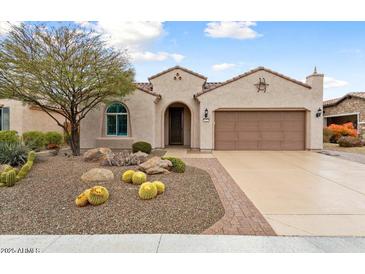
[28,151,36,162]
[75,188,92,207]
[152,181,165,195]
[132,171,147,185]
[17,163,31,180]
[3,165,13,173]
[87,186,109,206]
[138,182,157,200]
[75,190,90,207]
[5,170,16,187]
[121,170,135,183]
[1,172,7,184]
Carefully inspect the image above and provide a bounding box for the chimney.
[306,66,324,97]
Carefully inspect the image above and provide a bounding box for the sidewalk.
[2,234,365,253]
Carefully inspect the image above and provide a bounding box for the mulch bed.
[0,152,224,235]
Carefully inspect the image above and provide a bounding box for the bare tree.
[0,23,135,155]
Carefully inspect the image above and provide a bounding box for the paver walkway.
[184,158,276,236]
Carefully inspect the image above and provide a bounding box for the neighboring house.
[323,92,365,137]
[0,99,64,135]
[80,66,324,151]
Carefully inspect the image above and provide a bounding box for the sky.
[1,21,364,100]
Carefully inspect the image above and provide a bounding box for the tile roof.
[148,65,207,81]
[323,92,365,107]
[195,66,312,97]
[135,82,161,97]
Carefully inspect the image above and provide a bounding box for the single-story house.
[80,66,324,151]
[323,92,365,137]
[0,99,64,135]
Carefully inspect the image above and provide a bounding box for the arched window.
[105,103,128,136]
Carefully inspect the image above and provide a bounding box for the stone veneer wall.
[324,97,365,137]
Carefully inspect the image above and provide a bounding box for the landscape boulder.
[100,151,148,166]
[138,156,172,174]
[83,147,112,162]
[81,168,114,183]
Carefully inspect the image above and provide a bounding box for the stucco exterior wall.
[197,71,323,150]
[80,90,156,149]
[80,67,323,151]
[0,99,63,135]
[150,69,203,149]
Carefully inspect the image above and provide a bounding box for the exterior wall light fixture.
[316,107,322,118]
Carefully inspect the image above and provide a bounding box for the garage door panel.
[237,131,261,141]
[260,141,282,150]
[259,112,282,120]
[284,132,305,141]
[282,112,305,120]
[281,141,305,150]
[282,121,303,131]
[237,112,260,120]
[261,132,283,141]
[215,111,305,151]
[236,141,259,150]
[217,131,237,141]
[215,121,235,131]
[215,112,236,122]
[260,121,281,130]
[215,141,235,150]
[236,121,259,131]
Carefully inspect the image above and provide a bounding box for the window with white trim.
[105,103,128,136]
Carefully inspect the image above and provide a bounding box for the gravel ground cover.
[0,153,224,234]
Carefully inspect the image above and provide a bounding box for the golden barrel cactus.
[75,188,92,207]
[152,181,165,195]
[132,171,147,185]
[121,170,135,183]
[138,182,157,200]
[75,192,89,207]
[87,186,109,206]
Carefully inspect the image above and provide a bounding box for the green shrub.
[162,156,185,173]
[0,142,28,166]
[0,130,19,143]
[22,131,45,151]
[44,131,63,147]
[323,128,334,143]
[338,136,363,147]
[132,141,152,154]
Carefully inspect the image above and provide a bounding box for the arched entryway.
[164,102,192,147]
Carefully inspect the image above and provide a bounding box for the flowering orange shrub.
[327,122,357,142]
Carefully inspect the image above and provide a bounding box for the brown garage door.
[215,111,305,150]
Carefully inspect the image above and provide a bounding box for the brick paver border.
[185,158,276,236]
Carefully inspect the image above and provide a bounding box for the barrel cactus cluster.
[75,186,109,207]
[121,170,166,200]
[0,151,36,187]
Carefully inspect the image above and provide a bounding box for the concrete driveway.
[213,151,365,236]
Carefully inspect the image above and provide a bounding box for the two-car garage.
[214,110,306,150]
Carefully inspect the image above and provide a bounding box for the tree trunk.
[69,123,80,156]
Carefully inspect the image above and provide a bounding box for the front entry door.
[169,107,184,145]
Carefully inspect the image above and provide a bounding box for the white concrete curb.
[1,234,365,253]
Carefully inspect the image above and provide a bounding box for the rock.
[145,166,170,175]
[81,168,114,183]
[130,151,148,164]
[100,151,149,166]
[138,156,172,174]
[83,147,112,162]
